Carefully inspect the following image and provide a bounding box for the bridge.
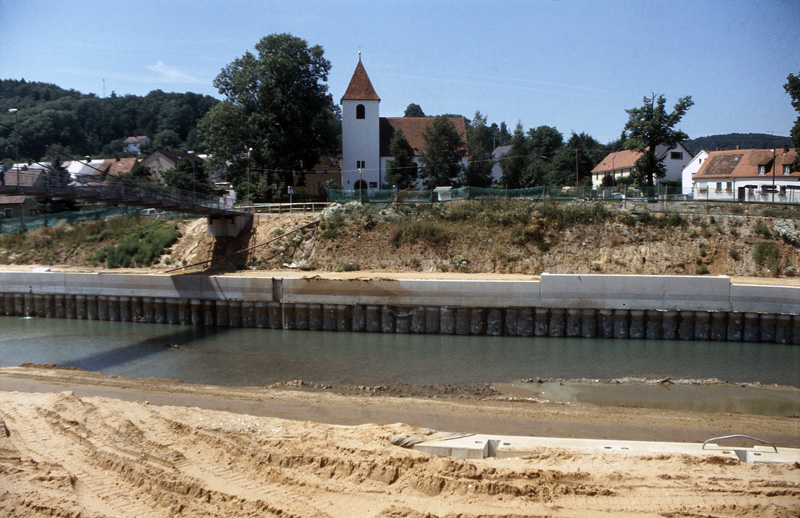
[0,168,251,236]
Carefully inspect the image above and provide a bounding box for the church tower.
[341,54,381,190]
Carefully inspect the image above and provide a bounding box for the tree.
[384,127,417,189]
[403,103,425,117]
[500,122,528,188]
[623,94,694,186]
[418,116,464,189]
[785,71,800,170]
[38,156,76,214]
[162,155,213,195]
[199,33,340,197]
[462,111,495,187]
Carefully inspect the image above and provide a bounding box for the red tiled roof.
[379,117,467,157]
[591,149,643,173]
[696,148,798,178]
[102,157,139,177]
[0,170,43,204]
[341,61,380,102]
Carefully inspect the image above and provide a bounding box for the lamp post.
[247,148,253,210]
[188,151,196,197]
[358,167,362,204]
[771,148,776,204]
[8,109,18,169]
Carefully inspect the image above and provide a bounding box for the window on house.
[726,182,732,191]
[356,160,365,169]
[3,208,12,218]
[758,165,765,175]
[322,169,327,175]
[715,182,722,191]
[369,182,377,188]
[785,165,792,176]
[356,104,365,119]
[670,151,683,160]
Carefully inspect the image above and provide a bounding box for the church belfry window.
[356,104,365,119]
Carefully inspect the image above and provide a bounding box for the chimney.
[784,146,790,154]
[736,145,740,150]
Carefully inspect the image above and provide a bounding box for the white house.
[681,149,708,195]
[340,57,467,190]
[123,136,150,154]
[692,147,799,203]
[590,143,692,187]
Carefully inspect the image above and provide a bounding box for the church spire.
[341,58,380,103]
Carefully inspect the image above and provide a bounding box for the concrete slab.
[412,433,800,464]
[730,284,800,314]
[539,273,732,311]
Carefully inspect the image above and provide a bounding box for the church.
[340,56,467,190]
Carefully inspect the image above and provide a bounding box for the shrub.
[752,241,780,274]
[696,265,709,275]
[729,248,740,261]
[335,260,360,272]
[754,221,772,238]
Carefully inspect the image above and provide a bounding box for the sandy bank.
[1,365,799,517]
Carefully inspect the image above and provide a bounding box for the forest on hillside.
[684,133,792,155]
[0,79,218,162]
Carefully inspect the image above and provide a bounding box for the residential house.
[591,143,692,186]
[681,150,709,195]
[140,150,194,184]
[340,57,468,190]
[0,169,44,218]
[123,136,150,154]
[293,155,341,197]
[692,147,799,202]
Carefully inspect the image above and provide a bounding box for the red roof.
[591,149,643,174]
[102,157,139,178]
[341,60,380,102]
[695,148,798,178]
[379,117,467,157]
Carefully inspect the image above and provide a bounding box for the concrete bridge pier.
[206,214,252,237]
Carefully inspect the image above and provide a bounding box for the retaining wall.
[1,271,798,344]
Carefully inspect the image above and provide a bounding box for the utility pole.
[8,109,18,168]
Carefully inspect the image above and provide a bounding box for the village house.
[123,136,150,154]
[591,143,692,186]
[681,150,709,195]
[691,146,799,203]
[340,57,467,190]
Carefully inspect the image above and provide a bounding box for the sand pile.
[1,386,798,517]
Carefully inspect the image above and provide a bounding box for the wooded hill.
[684,133,792,156]
[0,79,218,162]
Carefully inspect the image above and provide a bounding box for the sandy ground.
[0,365,798,518]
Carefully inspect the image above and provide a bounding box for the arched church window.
[356,104,365,119]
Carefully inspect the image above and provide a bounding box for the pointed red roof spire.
[341,59,380,103]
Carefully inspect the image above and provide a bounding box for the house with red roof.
[691,146,799,203]
[590,143,691,187]
[340,56,467,190]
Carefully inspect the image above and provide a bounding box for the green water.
[1,316,798,389]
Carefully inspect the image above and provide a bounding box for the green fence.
[0,207,134,234]
[329,185,681,204]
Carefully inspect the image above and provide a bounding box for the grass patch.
[752,241,780,274]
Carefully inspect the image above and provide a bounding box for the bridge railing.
[1,169,241,215]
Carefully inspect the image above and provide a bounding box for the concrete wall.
[1,271,798,315]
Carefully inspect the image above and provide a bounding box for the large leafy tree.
[419,116,464,189]
[199,33,340,200]
[785,71,800,170]
[623,94,694,186]
[461,111,495,187]
[384,127,417,189]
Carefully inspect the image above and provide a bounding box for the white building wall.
[693,177,800,203]
[656,143,691,184]
[681,150,708,195]
[341,99,381,189]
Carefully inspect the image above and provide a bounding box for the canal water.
[1,316,798,389]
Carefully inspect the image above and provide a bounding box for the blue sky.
[2,0,798,144]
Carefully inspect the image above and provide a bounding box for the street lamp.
[247,148,253,209]
[771,148,776,204]
[8,108,18,169]
[358,167,362,204]
[188,151,196,197]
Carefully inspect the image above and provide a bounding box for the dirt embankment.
[1,366,798,518]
